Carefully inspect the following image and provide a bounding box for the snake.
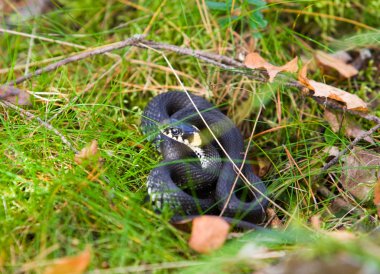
[141,91,268,229]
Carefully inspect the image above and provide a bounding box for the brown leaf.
[74,140,100,165]
[262,253,363,274]
[323,109,374,144]
[0,85,31,105]
[298,63,367,112]
[326,231,356,241]
[374,178,380,217]
[324,109,341,132]
[188,216,230,253]
[43,248,91,274]
[266,208,283,229]
[310,215,321,230]
[315,50,358,78]
[244,52,298,82]
[340,147,380,200]
[3,0,57,24]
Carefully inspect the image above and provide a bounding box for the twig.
[313,96,380,124]
[0,100,78,154]
[138,40,268,81]
[321,122,380,171]
[3,34,146,87]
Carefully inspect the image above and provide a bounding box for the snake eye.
[171,128,181,136]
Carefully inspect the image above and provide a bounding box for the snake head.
[161,119,202,147]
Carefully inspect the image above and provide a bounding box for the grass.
[1,0,380,273]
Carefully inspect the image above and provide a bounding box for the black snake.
[141,91,268,229]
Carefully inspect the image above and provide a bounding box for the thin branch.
[139,40,268,81]
[3,34,146,87]
[321,122,380,172]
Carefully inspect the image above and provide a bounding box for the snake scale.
[141,91,268,229]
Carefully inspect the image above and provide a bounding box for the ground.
[1,0,380,273]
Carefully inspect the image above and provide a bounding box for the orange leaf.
[315,50,358,78]
[298,63,368,112]
[244,52,298,82]
[188,216,230,253]
[43,248,91,274]
[374,178,380,217]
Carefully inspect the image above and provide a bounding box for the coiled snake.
[141,91,268,229]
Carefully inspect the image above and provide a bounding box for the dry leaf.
[3,0,57,25]
[330,50,353,63]
[323,146,340,158]
[340,147,380,200]
[43,248,91,274]
[315,50,358,78]
[324,109,374,144]
[310,215,321,230]
[188,216,230,253]
[298,63,367,112]
[0,85,30,105]
[74,140,100,165]
[326,231,356,241]
[262,253,363,274]
[244,52,298,82]
[266,208,283,229]
[374,178,380,217]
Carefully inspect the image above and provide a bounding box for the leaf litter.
[314,50,358,78]
[298,63,368,111]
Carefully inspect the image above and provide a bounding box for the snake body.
[141,91,268,229]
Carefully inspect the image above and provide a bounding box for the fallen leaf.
[261,253,363,274]
[324,109,341,132]
[310,215,321,230]
[324,109,374,144]
[340,147,380,200]
[0,85,31,105]
[74,140,101,165]
[244,52,298,82]
[323,146,340,158]
[188,215,230,253]
[326,230,356,241]
[298,63,368,112]
[4,0,57,25]
[374,178,380,217]
[315,50,358,78]
[330,50,353,63]
[266,208,283,229]
[43,248,91,274]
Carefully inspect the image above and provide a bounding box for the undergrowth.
[0,0,380,273]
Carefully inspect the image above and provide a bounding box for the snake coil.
[141,91,268,229]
